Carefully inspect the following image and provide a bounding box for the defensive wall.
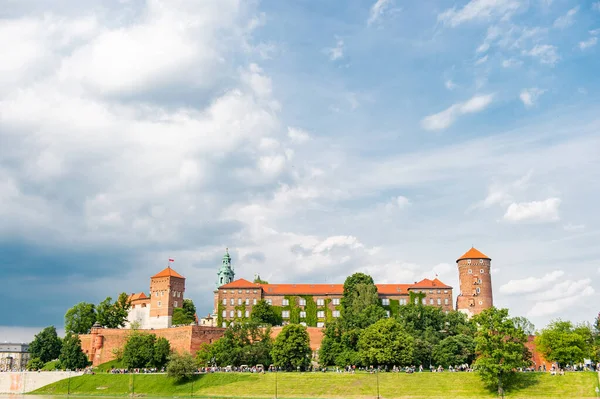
[0,371,83,393]
[80,325,225,366]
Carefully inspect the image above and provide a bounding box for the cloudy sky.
[2,0,600,342]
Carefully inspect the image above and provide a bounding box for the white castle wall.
[0,371,83,393]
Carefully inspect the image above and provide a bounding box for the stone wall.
[80,325,225,366]
[0,371,83,393]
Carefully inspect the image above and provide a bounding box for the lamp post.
[275,366,278,399]
[191,371,194,398]
[67,369,71,396]
[376,368,380,399]
[131,370,135,397]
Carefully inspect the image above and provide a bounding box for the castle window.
[266,299,272,305]
[282,311,290,319]
[467,259,471,264]
[437,290,441,294]
[382,298,390,306]
[230,310,234,318]
[414,298,419,305]
[437,298,441,305]
[238,290,242,294]
[282,299,289,306]
[480,269,484,274]
[444,290,448,294]
[155,292,158,297]
[444,298,449,305]
[468,269,472,274]
[479,301,483,305]
[422,298,426,305]
[332,298,340,305]
[253,290,257,294]
[174,301,178,307]
[429,299,434,305]
[386,310,390,317]
[316,299,325,306]
[222,322,227,328]
[317,322,325,328]
[479,259,484,264]
[429,290,433,294]
[158,301,161,307]
[400,299,406,305]
[246,290,250,293]
[317,311,325,318]
[299,298,306,306]
[222,299,226,305]
[476,287,481,294]
[253,299,257,305]
[333,311,340,318]
[173,292,176,297]
[230,298,234,305]
[237,310,242,318]
[245,298,249,305]
[161,291,164,296]
[222,290,227,294]
[178,292,181,298]
[245,310,249,317]
[238,298,242,305]
[222,310,226,317]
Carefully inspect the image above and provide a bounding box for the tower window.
[158,301,161,307]
[480,269,484,274]
[174,301,178,307]
[173,292,176,297]
[467,259,471,264]
[222,299,226,305]
[476,287,481,294]
[479,301,483,305]
[468,269,472,274]
[479,259,484,264]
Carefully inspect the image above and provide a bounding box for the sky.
[1,0,600,343]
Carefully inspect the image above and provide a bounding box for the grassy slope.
[32,371,599,399]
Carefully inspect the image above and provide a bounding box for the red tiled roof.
[219,278,261,289]
[457,247,491,262]
[221,278,452,295]
[128,292,148,301]
[151,267,185,279]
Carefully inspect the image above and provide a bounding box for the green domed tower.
[216,248,235,288]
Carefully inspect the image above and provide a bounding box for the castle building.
[0,343,30,372]
[125,265,186,329]
[455,247,493,317]
[210,249,486,328]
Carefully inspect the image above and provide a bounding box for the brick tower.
[148,264,185,329]
[455,247,493,318]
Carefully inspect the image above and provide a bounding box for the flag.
[169,258,175,262]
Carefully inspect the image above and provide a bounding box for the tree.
[64,302,97,334]
[153,337,171,368]
[59,333,90,370]
[172,299,197,325]
[167,352,197,381]
[341,273,386,330]
[358,318,414,368]
[512,316,535,336]
[29,326,62,363]
[271,324,312,371]
[432,334,475,367]
[251,300,282,326]
[96,293,131,328]
[535,320,592,367]
[122,332,157,369]
[26,358,45,371]
[473,308,531,396]
[253,275,269,284]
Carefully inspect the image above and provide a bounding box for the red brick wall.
[81,326,225,366]
[456,258,493,316]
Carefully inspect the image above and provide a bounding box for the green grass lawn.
[32,371,600,399]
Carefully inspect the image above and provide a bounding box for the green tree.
[202,321,273,367]
[153,337,171,368]
[396,303,447,366]
[64,302,97,334]
[271,324,312,371]
[195,342,213,366]
[59,333,90,370]
[512,316,535,336]
[251,300,282,326]
[341,273,386,330]
[167,352,197,381]
[29,326,62,363]
[96,293,131,328]
[253,275,269,284]
[432,334,475,367]
[172,299,197,325]
[358,318,414,367]
[26,357,45,371]
[473,308,531,396]
[122,332,157,368]
[535,320,592,367]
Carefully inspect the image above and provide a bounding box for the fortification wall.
[80,325,225,366]
[0,371,83,393]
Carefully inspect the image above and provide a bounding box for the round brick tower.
[455,247,493,318]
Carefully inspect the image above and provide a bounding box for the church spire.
[216,247,235,288]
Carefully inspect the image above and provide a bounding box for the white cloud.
[563,223,585,232]
[520,88,546,107]
[326,38,344,61]
[499,270,564,294]
[502,58,523,68]
[438,0,522,27]
[472,171,533,210]
[445,80,458,90]
[368,0,393,26]
[421,94,494,131]
[528,279,595,317]
[384,195,410,211]
[475,54,489,65]
[503,197,561,222]
[523,44,559,65]
[553,6,579,29]
[579,37,598,50]
[287,127,311,144]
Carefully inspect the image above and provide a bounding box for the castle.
[211,246,494,326]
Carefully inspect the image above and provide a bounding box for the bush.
[167,352,197,381]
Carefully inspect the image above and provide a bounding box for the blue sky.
[1,0,600,342]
